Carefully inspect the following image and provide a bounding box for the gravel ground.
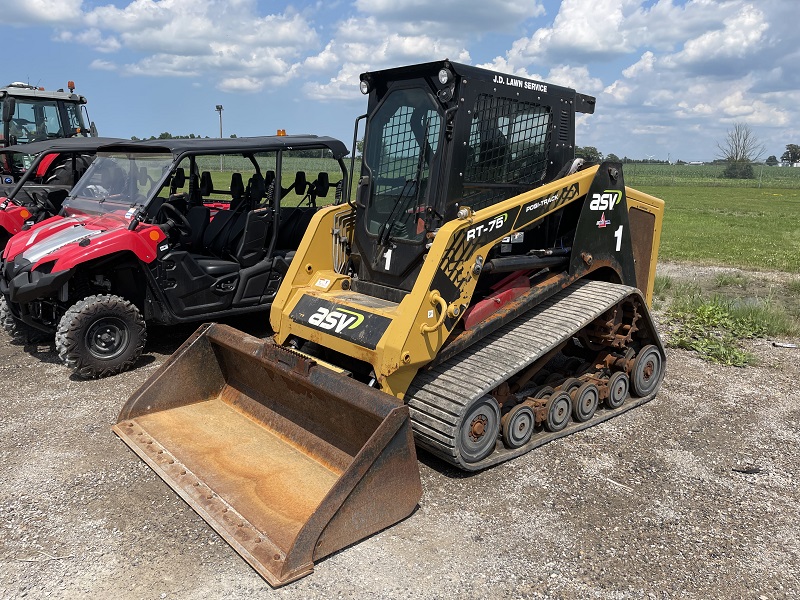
[1,265,799,600]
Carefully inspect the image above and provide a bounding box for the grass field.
[639,185,800,273]
[184,156,800,273]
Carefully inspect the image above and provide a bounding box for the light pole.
[215,104,224,171]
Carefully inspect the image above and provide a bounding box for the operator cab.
[351,60,595,300]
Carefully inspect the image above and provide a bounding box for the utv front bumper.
[0,256,73,305]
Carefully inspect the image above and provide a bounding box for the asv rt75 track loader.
[114,60,665,585]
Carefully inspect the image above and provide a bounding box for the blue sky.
[4,0,798,162]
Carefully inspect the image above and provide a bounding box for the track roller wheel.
[631,344,663,397]
[545,391,572,432]
[501,403,535,449]
[531,385,555,399]
[559,377,582,394]
[605,371,629,409]
[571,382,599,422]
[456,396,500,464]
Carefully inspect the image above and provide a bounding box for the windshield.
[364,86,441,243]
[9,99,63,144]
[65,152,173,217]
[64,102,89,136]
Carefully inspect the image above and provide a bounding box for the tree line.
[129,132,238,141]
[578,123,798,180]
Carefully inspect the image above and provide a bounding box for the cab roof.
[95,135,350,160]
[0,137,125,156]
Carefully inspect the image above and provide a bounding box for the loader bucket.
[113,323,422,586]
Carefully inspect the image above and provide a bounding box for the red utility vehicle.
[0,135,348,377]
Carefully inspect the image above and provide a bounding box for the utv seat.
[247,172,266,206]
[200,171,214,197]
[230,173,246,211]
[202,209,238,257]
[229,207,272,268]
[275,206,317,252]
[185,205,211,253]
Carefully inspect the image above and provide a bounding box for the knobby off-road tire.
[55,294,146,379]
[0,295,51,344]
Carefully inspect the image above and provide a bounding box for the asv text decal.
[308,307,365,333]
[589,190,622,211]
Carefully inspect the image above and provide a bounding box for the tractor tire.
[55,294,146,379]
[0,296,52,344]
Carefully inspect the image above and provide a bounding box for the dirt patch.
[1,267,799,599]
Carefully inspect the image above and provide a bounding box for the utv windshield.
[64,152,173,217]
[364,86,442,243]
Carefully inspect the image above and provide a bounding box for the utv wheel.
[456,396,500,464]
[0,296,51,344]
[631,345,663,397]
[55,294,146,379]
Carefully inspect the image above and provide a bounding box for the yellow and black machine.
[114,60,665,585]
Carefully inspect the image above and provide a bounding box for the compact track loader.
[115,60,665,585]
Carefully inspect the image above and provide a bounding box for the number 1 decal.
[614,225,623,252]
[383,248,393,270]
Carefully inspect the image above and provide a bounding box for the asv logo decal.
[589,190,622,211]
[466,213,507,241]
[308,307,364,333]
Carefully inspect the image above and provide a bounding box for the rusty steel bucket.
[113,323,422,586]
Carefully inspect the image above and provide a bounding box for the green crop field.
[624,162,800,189]
[641,185,800,273]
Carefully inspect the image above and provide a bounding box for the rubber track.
[405,279,665,471]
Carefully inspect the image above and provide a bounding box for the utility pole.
[216,104,224,171]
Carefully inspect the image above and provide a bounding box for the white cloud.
[218,77,265,94]
[57,28,121,53]
[89,59,118,72]
[544,65,604,94]
[301,15,470,99]
[661,4,771,75]
[622,51,655,79]
[3,0,82,25]
[353,0,545,33]
[491,0,640,71]
[54,1,319,91]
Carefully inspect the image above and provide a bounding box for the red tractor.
[0,81,97,179]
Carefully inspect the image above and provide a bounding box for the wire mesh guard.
[462,95,552,211]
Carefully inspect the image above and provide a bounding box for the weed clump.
[664,291,797,367]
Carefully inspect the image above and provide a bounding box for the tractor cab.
[0,81,95,177]
[351,60,595,299]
